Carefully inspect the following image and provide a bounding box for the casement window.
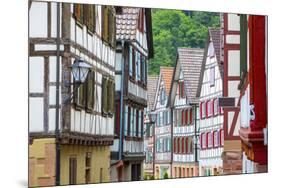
[240,14,248,80]
[131,108,135,137]
[182,137,185,154]
[213,131,219,147]
[188,137,193,153]
[140,111,144,138]
[178,81,185,98]
[207,132,213,148]
[220,129,224,146]
[177,137,181,154]
[174,138,177,153]
[205,101,209,118]
[202,101,206,118]
[75,78,86,108]
[207,100,213,117]
[85,152,91,184]
[210,67,215,87]
[177,110,181,127]
[129,46,133,76]
[136,52,141,81]
[132,49,136,79]
[124,105,128,135]
[136,110,139,137]
[84,5,96,33]
[160,88,166,105]
[69,156,77,185]
[74,4,84,24]
[167,137,171,152]
[213,98,218,116]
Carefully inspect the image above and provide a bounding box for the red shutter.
[210,100,213,116]
[189,108,193,124]
[212,99,215,116]
[206,133,209,148]
[182,138,184,154]
[177,138,180,153]
[181,82,184,98]
[185,110,188,125]
[213,131,216,147]
[186,137,189,153]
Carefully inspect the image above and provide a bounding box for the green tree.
[148,10,220,75]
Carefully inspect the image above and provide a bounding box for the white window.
[210,67,215,87]
[202,102,206,118]
[124,105,128,135]
[207,132,212,148]
[129,46,133,76]
[207,100,212,117]
[201,133,206,149]
[214,131,219,147]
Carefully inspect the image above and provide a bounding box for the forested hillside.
[148,10,220,75]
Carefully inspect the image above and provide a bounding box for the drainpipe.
[170,107,173,177]
[194,104,198,163]
[55,2,61,186]
[119,41,125,160]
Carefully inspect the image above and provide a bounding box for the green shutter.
[86,71,95,110]
[102,6,109,42]
[102,77,108,115]
[240,14,248,79]
[74,4,84,24]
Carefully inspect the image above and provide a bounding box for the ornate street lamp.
[71,59,93,85]
[149,112,157,123]
[63,59,93,104]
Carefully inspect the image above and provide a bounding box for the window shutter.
[182,137,185,154]
[74,4,84,24]
[240,14,248,79]
[186,137,189,154]
[102,77,108,115]
[181,110,184,126]
[200,134,203,149]
[206,133,209,149]
[127,106,131,136]
[174,138,177,153]
[220,129,224,146]
[185,110,188,125]
[86,71,95,110]
[115,102,120,135]
[102,6,109,42]
[177,138,180,154]
[190,108,193,124]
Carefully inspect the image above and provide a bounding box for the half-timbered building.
[238,15,268,173]
[168,48,204,178]
[153,67,174,179]
[110,7,154,182]
[144,76,159,178]
[29,1,116,186]
[196,28,224,176]
[221,13,243,175]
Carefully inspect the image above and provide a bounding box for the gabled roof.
[168,48,204,106]
[116,7,154,58]
[147,76,159,110]
[160,66,174,95]
[196,28,222,97]
[153,67,174,109]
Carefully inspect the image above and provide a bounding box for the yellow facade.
[29,138,111,187]
[29,138,56,187]
[172,163,199,178]
[60,144,111,185]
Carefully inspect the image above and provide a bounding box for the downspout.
[55,2,61,186]
[170,107,173,177]
[194,104,198,163]
[118,41,125,160]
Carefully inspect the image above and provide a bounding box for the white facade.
[29,2,115,137]
[198,41,224,176]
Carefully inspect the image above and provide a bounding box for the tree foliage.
[148,10,220,75]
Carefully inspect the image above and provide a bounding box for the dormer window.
[178,81,185,98]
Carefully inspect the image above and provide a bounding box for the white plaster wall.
[29,2,47,38]
[228,50,240,76]
[29,57,44,93]
[29,97,44,132]
[227,14,240,31]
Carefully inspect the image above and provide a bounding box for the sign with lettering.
[218,97,235,107]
